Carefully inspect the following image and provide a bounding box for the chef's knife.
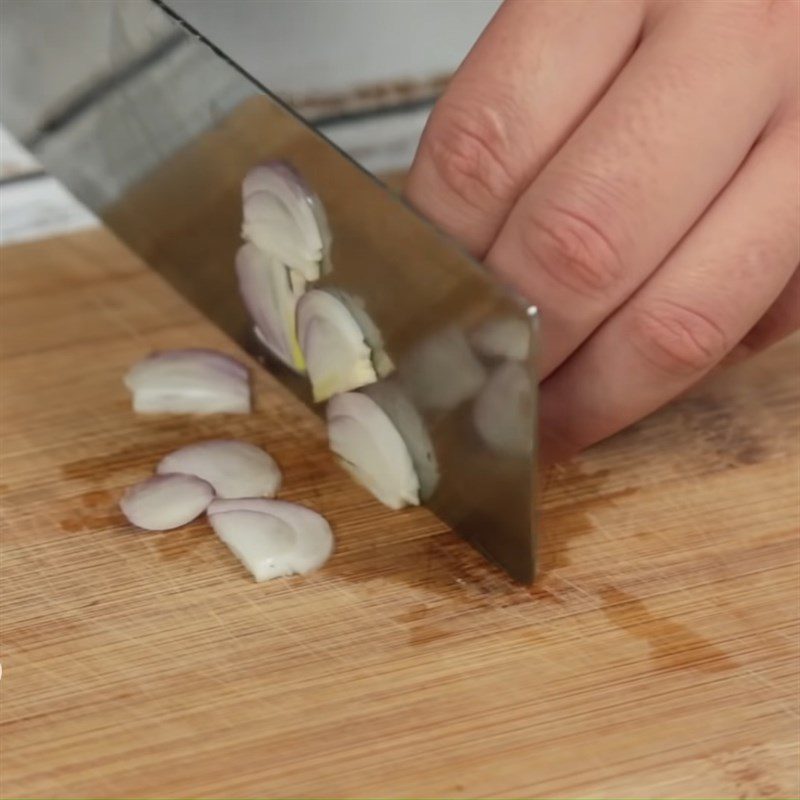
[1,0,539,582]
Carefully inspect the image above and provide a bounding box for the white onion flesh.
[125,349,248,385]
[124,350,251,414]
[209,510,298,582]
[120,473,214,531]
[156,440,281,499]
[243,197,319,281]
[364,381,438,500]
[470,316,531,362]
[242,162,327,252]
[399,326,486,411]
[241,161,331,281]
[332,290,394,378]
[327,392,419,509]
[472,361,533,458]
[208,499,334,579]
[236,243,306,372]
[296,289,379,402]
[128,389,249,415]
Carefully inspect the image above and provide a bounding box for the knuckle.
[630,299,731,377]
[420,102,516,211]
[520,201,627,299]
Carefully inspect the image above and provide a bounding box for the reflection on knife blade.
[0,0,539,582]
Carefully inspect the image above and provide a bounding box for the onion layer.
[296,289,381,402]
[236,243,306,372]
[327,391,420,509]
[120,473,214,531]
[156,440,282,499]
[209,510,298,582]
[209,498,334,578]
[331,290,393,379]
[364,381,438,500]
[241,161,331,281]
[124,349,251,414]
[125,349,248,384]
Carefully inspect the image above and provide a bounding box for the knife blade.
[1,0,539,582]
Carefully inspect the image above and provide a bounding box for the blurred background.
[0,0,499,243]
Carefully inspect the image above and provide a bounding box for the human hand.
[406,0,799,462]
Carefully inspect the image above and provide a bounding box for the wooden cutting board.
[1,228,798,799]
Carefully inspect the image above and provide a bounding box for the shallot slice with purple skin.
[331,289,394,378]
[156,440,282,499]
[208,498,334,576]
[364,381,439,500]
[119,473,214,531]
[243,193,319,279]
[124,349,251,414]
[243,162,331,249]
[241,161,331,280]
[125,349,248,385]
[472,361,533,458]
[209,510,298,582]
[326,392,420,510]
[242,163,327,248]
[296,289,383,402]
[129,388,250,415]
[236,243,306,372]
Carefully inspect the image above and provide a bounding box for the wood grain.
[1,229,798,799]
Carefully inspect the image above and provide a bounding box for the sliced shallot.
[472,361,533,458]
[119,473,214,531]
[156,439,281,499]
[336,290,394,378]
[208,498,334,579]
[327,391,419,510]
[124,349,251,414]
[125,349,248,385]
[470,316,530,362]
[364,381,439,500]
[399,326,486,411]
[236,243,306,372]
[296,289,382,402]
[241,161,331,280]
[209,510,298,582]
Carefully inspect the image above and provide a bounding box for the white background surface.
[168,0,498,100]
[0,0,499,243]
